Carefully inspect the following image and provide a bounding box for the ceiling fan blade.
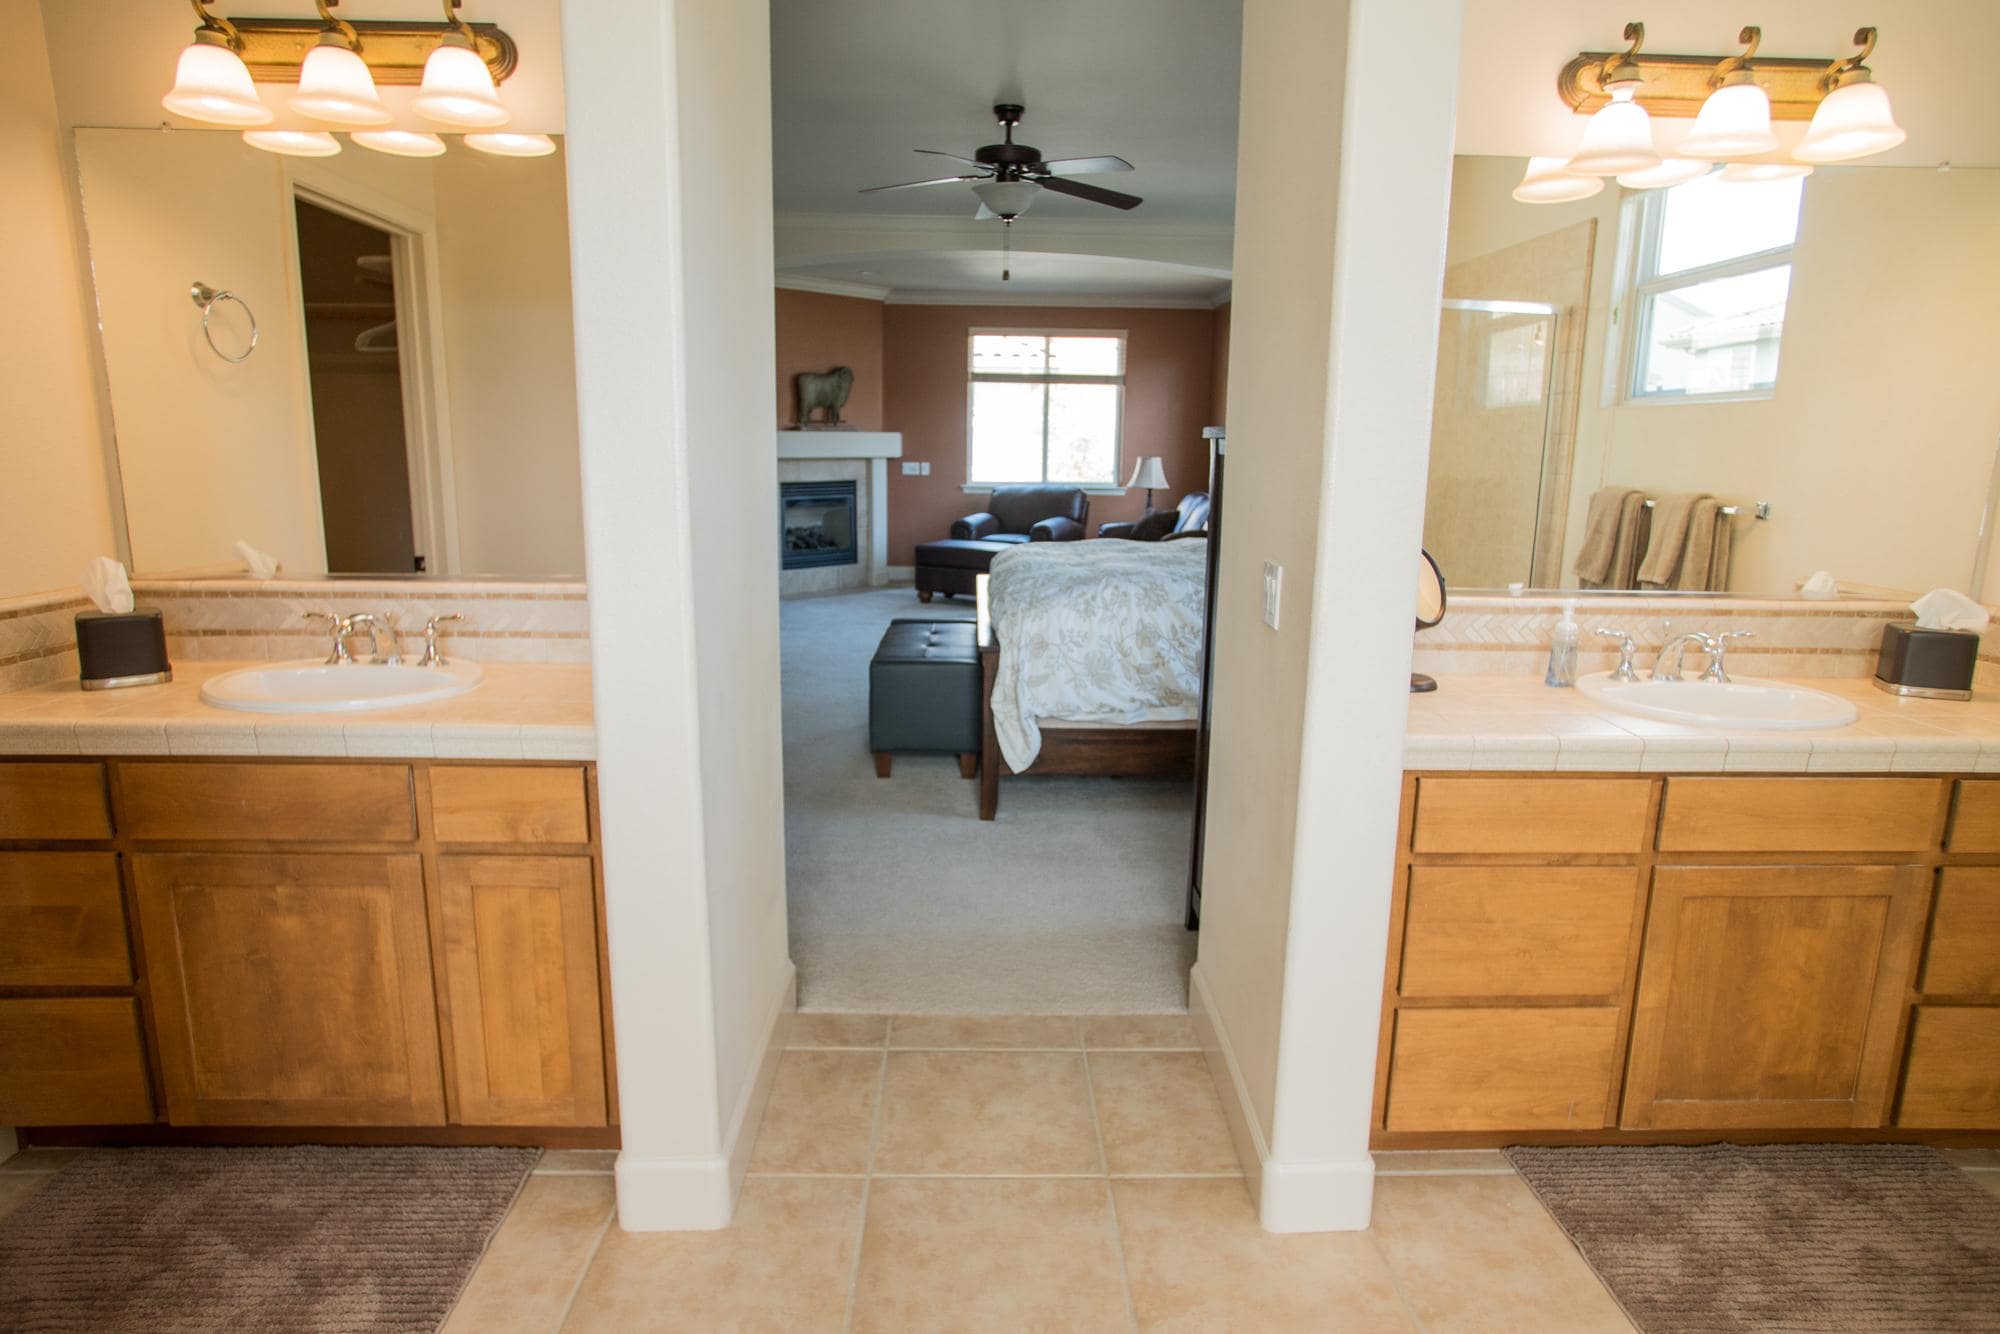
[1038,155,1133,175]
[974,202,998,221]
[858,174,985,194]
[1036,175,1143,210]
[915,148,987,169]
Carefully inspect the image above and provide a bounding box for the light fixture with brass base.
[1558,27,1863,122]
[168,0,516,93]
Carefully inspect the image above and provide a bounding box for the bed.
[973,536,1209,819]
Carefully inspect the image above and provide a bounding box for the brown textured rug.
[0,1146,536,1333]
[1506,1144,2000,1333]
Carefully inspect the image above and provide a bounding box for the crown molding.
[881,289,1225,310]
[774,273,893,302]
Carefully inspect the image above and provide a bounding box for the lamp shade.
[1616,157,1712,190]
[1680,81,1779,159]
[464,131,557,157]
[352,130,448,158]
[242,129,341,157]
[1126,457,1169,491]
[1512,157,1604,204]
[1565,86,1660,176]
[413,39,509,128]
[972,179,1039,218]
[1795,77,1906,163]
[290,40,393,127]
[162,37,272,127]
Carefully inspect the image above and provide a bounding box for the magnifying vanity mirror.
[1413,547,1446,693]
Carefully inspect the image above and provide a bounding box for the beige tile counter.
[0,661,593,760]
[1407,674,2000,773]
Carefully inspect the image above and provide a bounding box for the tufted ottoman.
[868,618,980,778]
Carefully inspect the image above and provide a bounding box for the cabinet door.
[1621,865,1924,1130]
[435,856,607,1126]
[133,853,445,1126]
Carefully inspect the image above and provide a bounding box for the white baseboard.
[1189,963,1376,1233]
[614,961,796,1231]
[877,564,914,585]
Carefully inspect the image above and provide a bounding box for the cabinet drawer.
[1658,778,1940,853]
[1922,869,2000,997]
[430,766,589,845]
[0,762,111,841]
[1383,1007,1619,1132]
[1399,867,1637,1000]
[0,997,153,1125]
[1946,780,2000,852]
[0,852,131,987]
[1410,777,1651,854]
[119,763,415,842]
[1896,1006,2000,1129]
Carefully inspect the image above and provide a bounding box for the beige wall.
[0,0,119,598]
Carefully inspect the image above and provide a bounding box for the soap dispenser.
[1546,600,1580,687]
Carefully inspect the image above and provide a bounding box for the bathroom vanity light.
[463,131,557,158]
[1511,157,1605,204]
[242,129,341,157]
[162,5,271,128]
[1615,157,1712,189]
[1717,160,1813,182]
[1678,29,1780,160]
[289,2,392,128]
[1563,26,1660,176]
[1796,28,1907,163]
[412,1,510,129]
[352,130,448,158]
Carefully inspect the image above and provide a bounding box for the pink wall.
[774,289,884,429]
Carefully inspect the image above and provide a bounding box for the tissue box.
[76,610,171,690]
[1874,622,1977,700]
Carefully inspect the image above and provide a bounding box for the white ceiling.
[781,251,1232,308]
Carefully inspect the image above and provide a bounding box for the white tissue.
[235,540,281,579]
[80,556,133,614]
[1800,570,1839,600]
[1912,588,1990,633]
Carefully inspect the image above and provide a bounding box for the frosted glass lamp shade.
[1616,157,1712,190]
[352,130,448,158]
[1680,81,1779,159]
[1564,87,1660,176]
[464,131,558,157]
[1512,157,1605,204]
[413,40,509,128]
[1795,78,1907,163]
[972,179,1039,218]
[1718,160,1812,183]
[1126,457,1169,491]
[242,130,341,157]
[162,38,273,127]
[290,42,393,127]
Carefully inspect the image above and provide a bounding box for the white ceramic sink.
[1577,672,1859,730]
[200,660,483,714]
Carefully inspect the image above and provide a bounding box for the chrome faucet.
[302,611,353,665]
[1700,631,1756,684]
[419,613,463,667]
[1652,630,1718,682]
[341,612,402,665]
[1592,628,1641,682]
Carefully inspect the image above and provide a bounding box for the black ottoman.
[868,618,980,778]
[913,537,1022,601]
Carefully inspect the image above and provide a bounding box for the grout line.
[1373,1167,1518,1178]
[549,1196,618,1333]
[1081,1044,1141,1334]
[1364,1225,1431,1334]
[840,1047,891,1334]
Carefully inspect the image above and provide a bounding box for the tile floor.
[3,1021,1998,1332]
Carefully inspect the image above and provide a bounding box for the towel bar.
[1641,500,1753,518]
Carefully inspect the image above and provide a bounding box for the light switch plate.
[1262,561,1282,630]
[920,462,932,476]
[901,461,922,476]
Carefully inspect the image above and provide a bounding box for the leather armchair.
[1101,492,1210,540]
[949,485,1089,542]
[1031,516,1085,542]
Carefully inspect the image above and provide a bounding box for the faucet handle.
[302,611,351,664]
[1591,628,1640,682]
[421,613,463,667]
[1702,630,1755,684]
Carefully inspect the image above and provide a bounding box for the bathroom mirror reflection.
[1425,155,2000,599]
[74,127,583,579]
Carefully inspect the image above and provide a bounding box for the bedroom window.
[1622,172,1802,402]
[967,331,1125,487]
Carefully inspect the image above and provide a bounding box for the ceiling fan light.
[1680,80,1779,159]
[972,179,1039,218]
[1616,157,1713,190]
[1511,156,1605,204]
[290,38,393,127]
[242,129,341,157]
[352,129,448,158]
[463,131,557,157]
[163,33,273,127]
[1795,76,1906,163]
[1564,86,1660,176]
[413,37,509,128]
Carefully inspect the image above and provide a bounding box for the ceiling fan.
[859,103,1143,220]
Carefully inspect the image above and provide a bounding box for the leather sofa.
[914,485,1089,601]
[1100,492,1211,541]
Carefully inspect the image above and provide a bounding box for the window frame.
[1617,181,1799,406]
[964,328,1128,490]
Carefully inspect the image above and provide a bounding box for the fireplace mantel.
[775,431,902,590]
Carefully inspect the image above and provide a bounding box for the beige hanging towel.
[1636,492,1711,590]
[1574,486,1651,589]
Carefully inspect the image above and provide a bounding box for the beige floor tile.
[444,1174,615,1333]
[537,1149,618,1174]
[0,1147,82,1174]
[749,1049,883,1175]
[1113,1179,1414,1332]
[1940,1147,2000,1170]
[1081,1014,1199,1050]
[887,1015,1080,1049]
[851,1178,1130,1332]
[0,1172,52,1223]
[563,1177,864,1333]
[789,1013,890,1048]
[1976,1171,2000,1200]
[1372,1149,1515,1176]
[1089,1052,1240,1176]
[873,1051,1101,1174]
[1369,1174,1633,1333]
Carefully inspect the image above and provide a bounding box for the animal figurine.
[794,366,855,427]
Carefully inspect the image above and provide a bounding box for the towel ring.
[190,282,258,364]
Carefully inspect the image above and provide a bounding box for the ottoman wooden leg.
[874,753,892,778]
[916,590,933,603]
[957,753,977,779]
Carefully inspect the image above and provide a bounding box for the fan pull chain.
[1001,218,1012,282]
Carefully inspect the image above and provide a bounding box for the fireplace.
[779,480,858,570]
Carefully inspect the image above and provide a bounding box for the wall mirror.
[74,127,583,579]
[1425,155,2000,599]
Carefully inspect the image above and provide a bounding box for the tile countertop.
[0,661,594,761]
[1407,674,2000,774]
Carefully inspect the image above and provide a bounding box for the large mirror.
[74,127,583,579]
[1425,156,2000,597]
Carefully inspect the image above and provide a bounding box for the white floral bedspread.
[988,538,1208,771]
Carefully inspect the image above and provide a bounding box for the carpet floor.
[1506,1143,2000,1333]
[0,1146,535,1333]
[782,586,1197,1014]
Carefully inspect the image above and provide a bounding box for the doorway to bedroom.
[768,0,1240,1015]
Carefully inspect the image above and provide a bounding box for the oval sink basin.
[200,660,483,714]
[1577,672,1858,730]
